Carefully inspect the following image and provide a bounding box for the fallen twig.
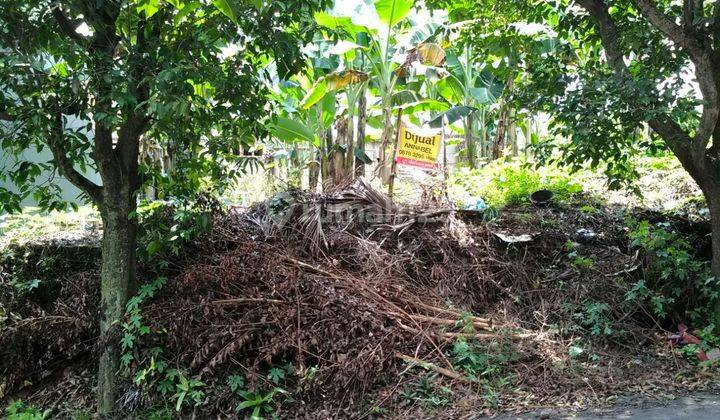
[410,301,492,324]
[211,298,286,305]
[395,352,471,382]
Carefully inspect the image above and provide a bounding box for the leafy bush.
[626,219,718,325]
[135,193,221,262]
[564,300,614,337]
[400,374,452,409]
[4,401,51,420]
[449,160,583,208]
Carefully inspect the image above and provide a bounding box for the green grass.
[0,206,100,248]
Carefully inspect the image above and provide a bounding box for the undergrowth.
[627,219,719,326]
[449,160,583,208]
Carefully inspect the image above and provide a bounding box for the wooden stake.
[441,118,453,207]
[387,107,403,201]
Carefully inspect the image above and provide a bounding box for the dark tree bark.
[47,3,150,413]
[333,117,348,185]
[97,182,138,413]
[708,188,720,276]
[491,108,506,160]
[376,107,394,184]
[344,116,354,176]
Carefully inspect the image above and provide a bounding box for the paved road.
[496,392,720,419]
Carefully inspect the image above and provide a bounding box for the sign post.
[395,125,442,170]
[388,112,444,201]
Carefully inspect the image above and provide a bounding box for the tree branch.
[50,2,88,46]
[116,13,158,184]
[50,110,103,204]
[0,111,15,121]
[633,0,707,56]
[576,0,629,77]
[631,0,719,155]
[714,0,720,62]
[683,0,694,31]
[575,0,697,165]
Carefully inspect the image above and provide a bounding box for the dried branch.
[395,353,470,382]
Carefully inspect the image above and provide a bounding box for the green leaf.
[175,391,186,411]
[300,79,328,109]
[228,375,245,393]
[137,0,161,18]
[391,89,420,107]
[427,105,476,128]
[267,117,315,143]
[320,93,336,129]
[471,71,504,104]
[238,399,259,409]
[400,99,448,115]
[373,0,414,28]
[436,77,464,104]
[120,333,135,350]
[314,12,367,36]
[174,1,202,24]
[354,147,373,164]
[268,367,285,384]
[211,0,237,24]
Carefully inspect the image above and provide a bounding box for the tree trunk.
[708,190,720,279]
[478,107,487,159]
[97,188,137,415]
[507,77,517,157]
[333,150,345,185]
[355,91,367,178]
[290,145,302,188]
[492,106,507,160]
[344,116,354,176]
[509,111,517,157]
[377,107,394,184]
[334,118,348,184]
[325,128,334,188]
[309,150,320,192]
[465,113,477,169]
[492,74,515,160]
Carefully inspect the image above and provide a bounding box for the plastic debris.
[494,232,534,244]
[463,197,487,211]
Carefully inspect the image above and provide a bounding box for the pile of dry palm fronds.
[4,180,710,417]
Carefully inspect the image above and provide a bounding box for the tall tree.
[517,0,720,278]
[0,0,326,414]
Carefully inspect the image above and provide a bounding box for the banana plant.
[428,41,504,168]
[265,60,338,189]
[311,0,417,184]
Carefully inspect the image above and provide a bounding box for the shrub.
[5,400,51,420]
[626,219,719,325]
[449,160,583,208]
[135,193,221,262]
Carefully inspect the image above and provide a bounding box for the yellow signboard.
[395,125,441,170]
